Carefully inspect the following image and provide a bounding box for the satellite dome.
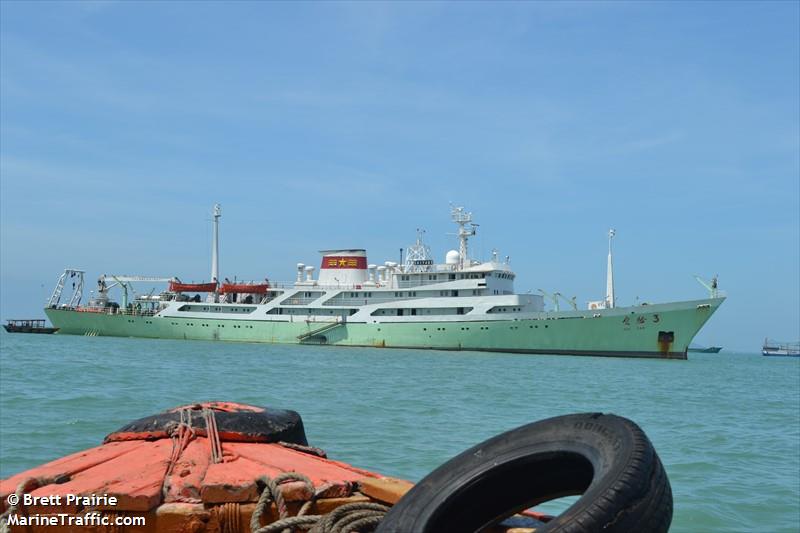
[445,250,460,265]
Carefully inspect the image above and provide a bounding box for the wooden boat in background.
[2,319,58,334]
[687,344,723,353]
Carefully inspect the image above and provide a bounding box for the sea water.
[1,331,798,532]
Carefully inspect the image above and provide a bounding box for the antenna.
[451,205,476,270]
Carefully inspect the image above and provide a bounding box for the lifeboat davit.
[219,282,270,294]
[168,281,218,293]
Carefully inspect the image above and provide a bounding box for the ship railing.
[280,297,319,305]
[71,306,159,317]
[396,278,453,288]
[323,295,425,306]
[277,281,391,290]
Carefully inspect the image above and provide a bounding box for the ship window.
[449,274,456,280]
[411,309,417,316]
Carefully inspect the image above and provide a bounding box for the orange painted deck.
[0,403,549,532]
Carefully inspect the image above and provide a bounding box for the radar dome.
[445,250,460,265]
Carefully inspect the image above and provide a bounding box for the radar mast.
[404,229,433,273]
[451,206,477,270]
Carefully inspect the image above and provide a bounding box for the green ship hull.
[45,296,724,359]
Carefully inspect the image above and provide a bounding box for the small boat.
[219,282,270,294]
[687,345,723,353]
[762,338,800,357]
[2,319,58,334]
[168,280,218,293]
[0,404,673,532]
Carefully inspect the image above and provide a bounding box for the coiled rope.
[308,502,390,533]
[250,473,389,533]
[0,476,59,533]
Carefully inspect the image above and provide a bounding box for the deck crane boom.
[693,275,719,298]
[538,289,561,312]
[556,293,578,311]
[98,275,173,309]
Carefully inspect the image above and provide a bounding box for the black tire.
[376,413,672,533]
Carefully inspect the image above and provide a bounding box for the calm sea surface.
[1,331,798,532]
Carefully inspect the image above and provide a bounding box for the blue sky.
[1,1,797,351]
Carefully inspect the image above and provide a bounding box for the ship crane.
[99,275,173,309]
[693,275,720,298]
[556,293,578,311]
[538,289,562,312]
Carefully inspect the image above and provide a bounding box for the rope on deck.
[0,476,60,533]
[309,502,390,533]
[162,407,198,501]
[250,473,389,533]
[203,408,223,464]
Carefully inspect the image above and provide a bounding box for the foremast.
[210,204,222,302]
[451,206,477,270]
[606,229,616,309]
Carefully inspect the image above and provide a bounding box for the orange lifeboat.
[219,283,270,294]
[168,281,218,293]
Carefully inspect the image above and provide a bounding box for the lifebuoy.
[104,401,308,444]
[376,413,672,533]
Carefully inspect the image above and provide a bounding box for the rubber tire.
[376,413,672,533]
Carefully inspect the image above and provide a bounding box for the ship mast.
[211,204,221,300]
[606,228,616,309]
[451,206,477,270]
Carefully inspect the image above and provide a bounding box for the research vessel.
[44,205,724,359]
